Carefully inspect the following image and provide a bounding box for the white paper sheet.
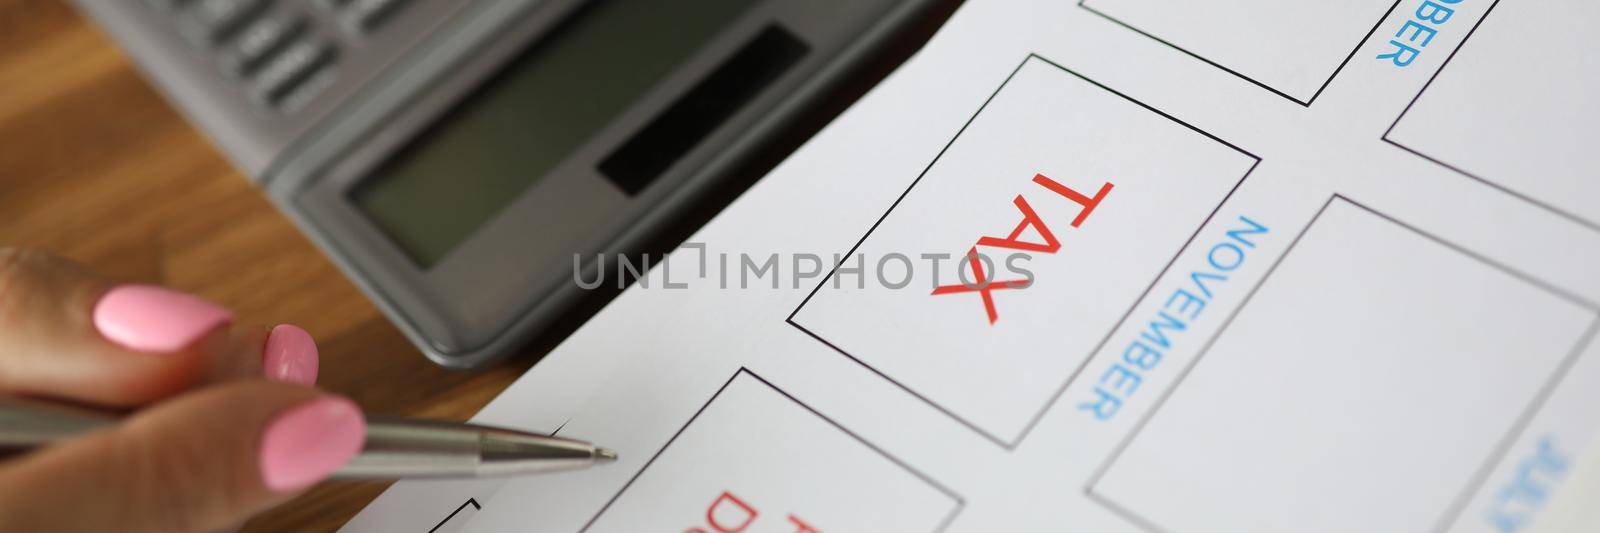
[345,0,1600,531]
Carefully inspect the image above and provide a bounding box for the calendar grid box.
[787,53,1258,448]
[1078,0,1402,106]
[1382,0,1600,233]
[1085,194,1600,532]
[581,368,965,532]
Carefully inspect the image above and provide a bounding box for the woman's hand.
[0,248,365,532]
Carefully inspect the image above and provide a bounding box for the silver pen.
[0,397,617,478]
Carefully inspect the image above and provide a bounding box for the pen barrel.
[0,398,115,450]
[1,401,609,479]
[334,416,603,478]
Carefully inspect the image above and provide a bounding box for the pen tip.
[595,447,619,463]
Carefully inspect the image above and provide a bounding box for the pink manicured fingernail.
[263,325,319,385]
[93,284,232,353]
[259,396,365,492]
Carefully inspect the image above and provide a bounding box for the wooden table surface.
[0,1,954,530]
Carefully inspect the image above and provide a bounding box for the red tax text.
[687,491,819,533]
[932,173,1113,324]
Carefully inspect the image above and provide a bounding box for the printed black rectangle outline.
[1084,193,1600,533]
[786,53,1260,449]
[427,498,481,533]
[1379,1,1600,233]
[580,368,966,532]
[1078,0,1403,106]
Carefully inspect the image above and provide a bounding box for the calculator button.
[143,0,194,11]
[252,39,335,109]
[340,0,409,34]
[221,13,308,78]
[180,0,272,45]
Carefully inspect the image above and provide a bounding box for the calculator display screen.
[352,0,755,267]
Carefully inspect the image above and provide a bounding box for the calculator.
[73,0,934,368]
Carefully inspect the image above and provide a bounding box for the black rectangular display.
[351,0,756,267]
[599,25,808,195]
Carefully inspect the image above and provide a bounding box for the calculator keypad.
[221,12,308,78]
[152,0,416,112]
[181,0,271,45]
[339,0,410,34]
[252,39,335,107]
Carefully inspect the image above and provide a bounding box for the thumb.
[0,381,365,532]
